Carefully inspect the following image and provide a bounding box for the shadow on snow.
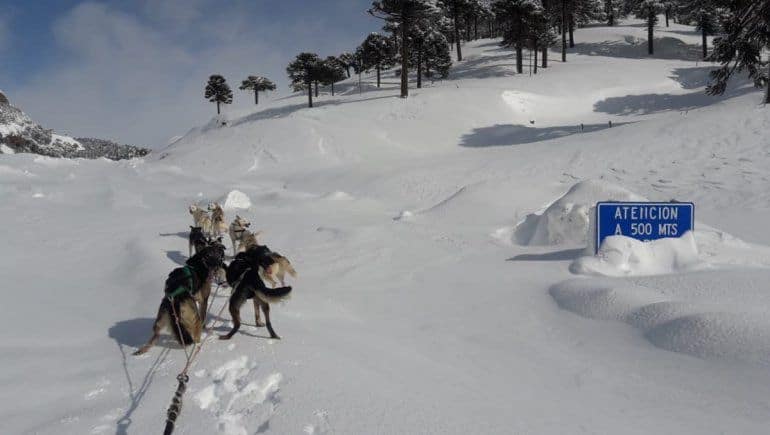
[460,122,630,148]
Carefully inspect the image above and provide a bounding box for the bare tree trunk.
[607,0,614,26]
[315,81,319,97]
[417,47,423,89]
[561,0,567,62]
[702,25,708,59]
[376,63,381,87]
[516,46,523,73]
[534,43,538,74]
[568,14,575,48]
[307,83,313,108]
[648,9,654,55]
[766,60,770,104]
[454,6,462,61]
[665,9,670,27]
[542,44,548,68]
[331,82,335,96]
[400,17,409,98]
[474,16,478,40]
[254,90,258,105]
[216,101,220,114]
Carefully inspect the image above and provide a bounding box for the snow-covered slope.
[3,19,770,435]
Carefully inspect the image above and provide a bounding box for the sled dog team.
[133,202,296,355]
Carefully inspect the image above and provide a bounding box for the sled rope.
[163,279,230,434]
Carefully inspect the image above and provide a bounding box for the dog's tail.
[285,261,297,278]
[256,286,292,304]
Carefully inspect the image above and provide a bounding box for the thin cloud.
[11,1,379,148]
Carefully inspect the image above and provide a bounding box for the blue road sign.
[595,202,694,253]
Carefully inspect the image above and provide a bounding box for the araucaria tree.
[238,76,276,105]
[360,33,395,88]
[338,52,355,77]
[287,53,322,108]
[409,14,452,87]
[320,56,348,96]
[678,0,719,59]
[624,0,662,55]
[707,0,770,104]
[369,0,442,98]
[205,75,233,115]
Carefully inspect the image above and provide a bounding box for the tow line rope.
[163,275,231,434]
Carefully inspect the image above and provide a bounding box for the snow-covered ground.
[2,20,770,434]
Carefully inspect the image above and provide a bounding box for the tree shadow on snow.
[165,250,187,265]
[507,248,585,262]
[460,122,630,147]
[230,94,398,126]
[158,231,188,239]
[573,37,703,61]
[593,83,757,116]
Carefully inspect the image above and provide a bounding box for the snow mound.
[394,210,415,221]
[570,231,703,277]
[220,190,251,210]
[646,312,770,363]
[323,191,354,201]
[551,278,770,364]
[514,179,646,247]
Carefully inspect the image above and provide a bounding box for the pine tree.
[605,0,618,25]
[320,56,348,96]
[493,0,540,73]
[361,33,395,88]
[529,5,558,71]
[238,76,276,105]
[424,31,453,79]
[439,0,472,60]
[287,53,322,108]
[707,0,770,104]
[624,0,662,55]
[409,14,452,87]
[370,0,442,98]
[677,0,719,59]
[204,75,233,115]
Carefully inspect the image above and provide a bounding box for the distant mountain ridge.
[0,91,149,160]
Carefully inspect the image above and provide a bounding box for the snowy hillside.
[2,20,770,434]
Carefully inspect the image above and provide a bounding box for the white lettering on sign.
[613,205,679,220]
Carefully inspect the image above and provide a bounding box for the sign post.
[595,202,694,254]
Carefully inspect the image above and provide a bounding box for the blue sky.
[0,0,381,147]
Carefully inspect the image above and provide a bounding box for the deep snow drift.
[3,19,770,435]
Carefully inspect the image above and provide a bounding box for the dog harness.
[167,266,196,299]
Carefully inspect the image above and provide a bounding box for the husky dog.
[237,230,264,254]
[134,244,226,355]
[188,226,207,257]
[208,203,228,239]
[189,205,212,236]
[228,215,251,256]
[220,251,292,340]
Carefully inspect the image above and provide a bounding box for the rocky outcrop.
[0,93,149,160]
